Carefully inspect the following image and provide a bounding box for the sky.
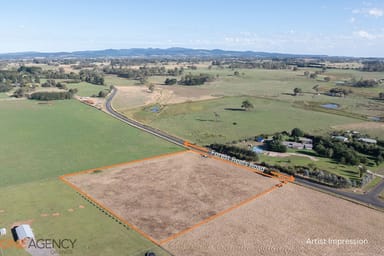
[1,0,384,57]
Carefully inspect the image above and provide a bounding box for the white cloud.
[354,30,377,39]
[349,17,356,23]
[368,8,383,17]
[352,7,383,17]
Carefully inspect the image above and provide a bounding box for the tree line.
[209,143,259,161]
[29,89,77,101]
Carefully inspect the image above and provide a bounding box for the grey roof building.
[15,224,34,241]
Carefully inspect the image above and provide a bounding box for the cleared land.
[65,151,279,242]
[164,183,384,256]
[120,96,363,144]
[0,100,181,187]
[113,85,216,110]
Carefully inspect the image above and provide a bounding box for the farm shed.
[15,224,34,241]
[358,138,377,144]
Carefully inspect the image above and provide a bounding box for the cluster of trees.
[178,73,214,86]
[327,87,352,96]
[43,68,79,80]
[313,137,366,165]
[360,61,384,72]
[348,140,384,165]
[41,79,67,89]
[225,60,288,70]
[295,166,356,188]
[0,83,12,92]
[79,69,104,85]
[351,79,378,88]
[265,135,287,153]
[209,143,259,161]
[17,65,42,74]
[164,78,177,85]
[0,70,40,86]
[29,89,77,101]
[103,66,184,80]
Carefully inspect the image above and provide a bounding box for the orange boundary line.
[61,149,188,178]
[59,149,287,247]
[59,175,161,245]
[189,149,277,179]
[189,149,295,183]
[159,183,281,244]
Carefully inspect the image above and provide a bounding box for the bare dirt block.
[164,183,384,256]
[66,151,278,241]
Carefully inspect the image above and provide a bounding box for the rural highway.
[104,88,186,147]
[104,88,384,210]
[295,177,384,209]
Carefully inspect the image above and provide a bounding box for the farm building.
[358,138,377,144]
[299,137,313,144]
[15,224,34,241]
[332,136,348,142]
[282,141,313,150]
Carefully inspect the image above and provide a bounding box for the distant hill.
[0,47,329,60]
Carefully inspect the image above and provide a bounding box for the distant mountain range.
[0,47,331,59]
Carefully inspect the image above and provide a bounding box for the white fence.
[210,151,266,172]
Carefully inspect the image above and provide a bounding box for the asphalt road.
[104,88,384,210]
[295,177,384,209]
[105,88,186,147]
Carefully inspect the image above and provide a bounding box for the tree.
[148,84,155,93]
[164,78,177,85]
[241,100,254,111]
[293,87,302,96]
[98,90,108,98]
[291,128,304,137]
[358,165,367,178]
[379,92,384,100]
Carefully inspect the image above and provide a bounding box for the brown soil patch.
[66,151,278,241]
[40,213,49,217]
[265,151,319,161]
[164,183,384,256]
[0,209,5,213]
[115,85,217,110]
[78,205,85,209]
[51,213,60,217]
[67,208,74,212]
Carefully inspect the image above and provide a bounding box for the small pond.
[369,116,381,121]
[321,103,339,109]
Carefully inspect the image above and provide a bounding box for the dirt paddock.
[164,183,384,256]
[65,151,279,242]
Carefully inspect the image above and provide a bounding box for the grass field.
[120,96,363,144]
[0,99,181,187]
[0,98,181,255]
[0,179,170,256]
[66,81,108,97]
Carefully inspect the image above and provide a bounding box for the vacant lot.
[164,183,384,256]
[121,96,362,144]
[66,151,279,241]
[113,85,216,110]
[0,100,181,187]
